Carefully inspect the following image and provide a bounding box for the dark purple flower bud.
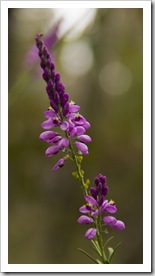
[89,187,98,199]
[53,91,60,104]
[42,72,49,82]
[77,215,93,224]
[50,99,58,112]
[94,177,99,186]
[79,205,92,214]
[102,185,109,196]
[98,195,104,206]
[39,131,58,141]
[55,73,60,82]
[62,102,69,116]
[52,158,65,172]
[51,62,55,70]
[58,137,69,149]
[97,182,102,191]
[77,134,92,143]
[75,142,88,155]
[84,195,98,206]
[85,228,97,240]
[45,145,60,157]
[61,93,69,106]
[41,118,55,130]
[99,174,106,184]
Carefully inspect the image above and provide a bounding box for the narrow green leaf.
[103,236,114,249]
[78,248,98,264]
[108,242,122,263]
[107,247,114,262]
[91,240,102,257]
[96,259,103,264]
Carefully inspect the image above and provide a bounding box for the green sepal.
[91,240,102,257]
[78,248,98,264]
[103,236,114,249]
[84,179,90,189]
[72,171,79,179]
[107,242,121,263]
[80,170,84,176]
[77,155,83,163]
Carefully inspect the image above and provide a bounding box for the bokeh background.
[8,8,143,264]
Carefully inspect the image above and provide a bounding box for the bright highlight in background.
[99,62,133,96]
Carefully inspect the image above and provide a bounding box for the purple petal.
[69,127,77,137]
[89,187,98,199]
[112,220,125,230]
[52,158,65,172]
[91,210,99,217]
[101,200,117,214]
[100,200,108,213]
[75,126,86,135]
[69,103,80,113]
[58,137,69,149]
[79,205,92,214]
[41,118,55,129]
[39,131,58,141]
[83,121,91,130]
[60,121,69,131]
[45,145,60,157]
[103,216,117,226]
[77,134,92,143]
[75,142,88,155]
[84,195,98,206]
[75,115,86,126]
[44,109,56,118]
[106,202,117,214]
[48,135,62,144]
[77,215,93,224]
[85,228,97,240]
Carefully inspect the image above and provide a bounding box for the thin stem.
[58,106,88,195]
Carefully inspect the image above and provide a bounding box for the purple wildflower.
[35,34,91,171]
[52,157,66,172]
[78,173,125,239]
[85,228,97,240]
[25,21,61,69]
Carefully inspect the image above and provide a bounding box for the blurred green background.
[8,8,143,264]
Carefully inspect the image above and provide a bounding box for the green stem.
[58,106,88,195]
[65,131,88,195]
[95,215,107,264]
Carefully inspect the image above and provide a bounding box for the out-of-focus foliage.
[8,8,143,264]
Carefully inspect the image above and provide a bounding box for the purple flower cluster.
[78,173,125,240]
[35,34,91,171]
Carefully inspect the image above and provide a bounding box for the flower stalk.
[35,33,125,264]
